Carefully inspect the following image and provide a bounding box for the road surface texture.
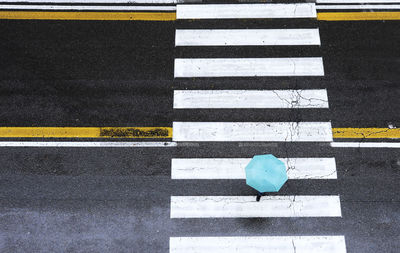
[0,1,399,253]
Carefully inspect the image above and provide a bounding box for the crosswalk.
[174,57,325,77]
[170,236,347,253]
[176,3,317,19]
[173,122,333,142]
[175,29,321,46]
[171,2,346,253]
[171,158,337,180]
[173,89,329,109]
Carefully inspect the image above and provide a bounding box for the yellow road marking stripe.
[0,11,176,21]
[0,127,172,138]
[318,12,400,21]
[332,128,400,139]
[0,127,398,139]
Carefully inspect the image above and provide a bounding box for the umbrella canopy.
[245,154,288,192]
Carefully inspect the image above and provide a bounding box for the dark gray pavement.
[1,145,399,252]
[0,18,399,253]
[0,20,399,127]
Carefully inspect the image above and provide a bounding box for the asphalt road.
[0,17,399,253]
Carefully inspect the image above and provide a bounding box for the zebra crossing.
[170,236,347,253]
[171,158,337,180]
[171,2,346,253]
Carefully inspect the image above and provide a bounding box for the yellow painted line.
[318,12,400,21]
[0,127,172,138]
[333,128,400,139]
[1,127,398,139]
[0,11,176,21]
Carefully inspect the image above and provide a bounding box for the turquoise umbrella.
[245,154,288,192]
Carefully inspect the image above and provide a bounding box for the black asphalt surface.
[0,18,399,253]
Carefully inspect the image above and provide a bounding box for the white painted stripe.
[171,158,337,179]
[170,236,347,253]
[174,58,324,78]
[317,5,400,9]
[318,0,400,3]
[177,3,317,19]
[0,141,177,147]
[331,142,400,148]
[0,0,180,3]
[172,122,333,142]
[170,195,342,218]
[0,5,176,11]
[175,29,321,46]
[173,90,329,109]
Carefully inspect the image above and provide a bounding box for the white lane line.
[171,158,337,180]
[170,195,342,218]
[174,58,324,78]
[170,236,347,253]
[317,5,400,9]
[175,29,321,46]
[177,3,317,19]
[0,5,176,11]
[0,0,180,3]
[331,142,400,148]
[172,122,333,142]
[173,90,329,109]
[0,142,177,147]
[318,0,400,3]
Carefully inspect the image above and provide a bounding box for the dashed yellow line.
[318,12,400,21]
[0,127,172,138]
[0,11,176,21]
[332,128,400,139]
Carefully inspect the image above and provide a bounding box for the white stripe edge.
[170,195,342,218]
[0,141,177,147]
[170,236,347,253]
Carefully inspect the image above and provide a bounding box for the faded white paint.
[170,195,342,218]
[171,158,337,179]
[331,142,400,148]
[174,58,325,78]
[172,122,333,142]
[318,0,400,3]
[170,236,347,253]
[173,90,329,109]
[0,142,177,147]
[317,4,400,9]
[175,29,321,46]
[177,3,317,19]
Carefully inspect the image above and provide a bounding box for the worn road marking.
[177,3,316,19]
[0,127,172,138]
[175,29,320,46]
[331,142,400,148]
[170,195,342,218]
[173,122,333,142]
[318,12,400,21]
[317,5,400,10]
[174,58,325,78]
[0,11,176,20]
[173,90,329,109]
[0,141,177,147]
[170,236,347,253]
[317,0,400,3]
[171,158,337,179]
[332,128,400,139]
